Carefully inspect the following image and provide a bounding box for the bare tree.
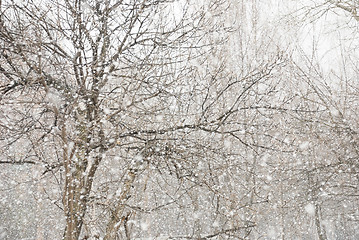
[263,1,359,238]
[0,0,289,239]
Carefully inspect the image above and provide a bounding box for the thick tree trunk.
[62,152,102,240]
[62,174,87,240]
[61,103,103,240]
[61,137,102,239]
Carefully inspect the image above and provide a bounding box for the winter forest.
[0,0,359,239]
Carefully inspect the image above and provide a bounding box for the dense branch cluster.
[1,0,359,239]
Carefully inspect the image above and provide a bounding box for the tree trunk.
[62,172,87,240]
[104,169,137,240]
[315,204,327,240]
[61,100,104,239]
[62,149,102,240]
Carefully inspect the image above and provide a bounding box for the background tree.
[260,0,359,239]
